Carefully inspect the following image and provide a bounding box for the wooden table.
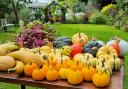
[0,67,124,89]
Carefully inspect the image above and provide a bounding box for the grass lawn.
[0,24,128,89]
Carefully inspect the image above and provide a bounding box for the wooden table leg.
[21,85,25,89]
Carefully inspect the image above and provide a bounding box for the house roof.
[28,2,50,8]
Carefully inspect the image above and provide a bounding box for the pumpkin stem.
[53,49,56,54]
[92,35,97,41]
[87,55,89,61]
[61,54,63,64]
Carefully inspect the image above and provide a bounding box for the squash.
[40,46,51,54]
[72,33,88,46]
[70,44,82,57]
[96,45,118,60]
[46,68,59,81]
[59,68,69,79]
[53,37,72,48]
[107,37,128,56]
[61,46,71,56]
[8,60,24,74]
[83,40,102,57]
[7,51,42,66]
[0,46,6,56]
[106,55,121,71]
[0,56,16,71]
[24,62,38,76]
[82,66,96,81]
[93,72,110,87]
[96,59,112,76]
[1,44,19,52]
[67,69,83,84]
[32,68,46,81]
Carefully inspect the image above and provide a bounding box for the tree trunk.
[11,2,19,24]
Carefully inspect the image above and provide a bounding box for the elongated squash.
[0,56,16,71]
[8,60,25,74]
[7,51,42,66]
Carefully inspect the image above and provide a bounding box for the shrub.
[101,4,118,16]
[89,13,107,24]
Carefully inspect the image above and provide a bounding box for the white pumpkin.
[107,40,128,56]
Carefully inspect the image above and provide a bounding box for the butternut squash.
[0,56,16,71]
[7,51,42,66]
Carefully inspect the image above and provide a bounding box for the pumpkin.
[91,37,105,46]
[96,59,112,76]
[53,37,72,48]
[40,46,51,54]
[106,55,121,71]
[110,40,120,57]
[0,56,16,71]
[72,33,88,46]
[93,72,110,87]
[96,45,118,60]
[82,66,96,81]
[67,69,83,84]
[24,62,38,76]
[73,53,84,63]
[107,39,128,57]
[83,40,102,57]
[70,44,82,57]
[70,61,83,70]
[46,68,59,81]
[32,68,46,80]
[61,46,71,56]
[59,68,69,79]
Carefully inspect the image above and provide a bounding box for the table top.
[0,67,124,89]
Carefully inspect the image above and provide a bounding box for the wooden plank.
[0,66,124,89]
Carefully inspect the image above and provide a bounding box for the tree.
[2,0,33,23]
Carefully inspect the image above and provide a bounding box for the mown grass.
[0,24,128,89]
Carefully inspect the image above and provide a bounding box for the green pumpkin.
[83,41,102,57]
[53,37,72,48]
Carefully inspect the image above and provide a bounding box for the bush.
[19,8,31,24]
[89,13,107,24]
[101,4,118,16]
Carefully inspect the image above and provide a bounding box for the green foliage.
[19,8,31,24]
[101,4,118,16]
[89,13,106,24]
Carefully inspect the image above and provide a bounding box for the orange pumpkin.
[32,68,46,80]
[111,40,120,57]
[46,68,59,81]
[93,72,110,87]
[72,33,88,47]
[82,66,96,81]
[24,62,38,76]
[67,69,83,84]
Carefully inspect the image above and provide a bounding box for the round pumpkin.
[83,40,102,57]
[67,69,83,84]
[70,44,82,57]
[93,72,110,87]
[72,33,88,46]
[61,46,71,56]
[96,59,112,76]
[24,62,38,76]
[59,68,69,79]
[53,37,72,48]
[107,39,128,56]
[46,69,59,81]
[106,55,121,71]
[82,66,96,81]
[40,46,51,54]
[32,68,46,80]
[96,45,118,60]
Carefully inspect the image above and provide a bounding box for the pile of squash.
[0,33,128,88]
